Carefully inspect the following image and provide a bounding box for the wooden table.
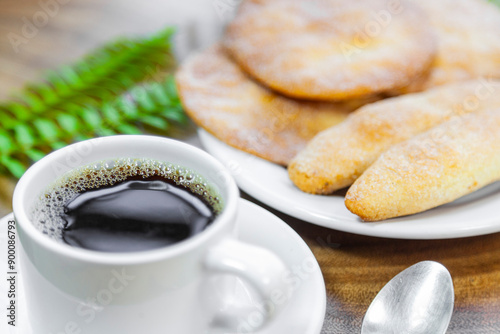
[1,1,499,333]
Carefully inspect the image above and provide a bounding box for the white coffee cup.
[13,135,291,334]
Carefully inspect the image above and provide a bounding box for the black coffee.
[31,158,222,253]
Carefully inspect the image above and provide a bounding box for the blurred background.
[0,0,229,98]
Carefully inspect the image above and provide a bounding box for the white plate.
[0,199,326,334]
[199,129,500,239]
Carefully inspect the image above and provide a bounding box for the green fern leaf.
[49,141,68,151]
[0,27,185,179]
[0,156,26,178]
[117,124,142,135]
[0,75,186,178]
[25,148,46,162]
[141,115,169,130]
[0,132,15,154]
[14,124,36,149]
[56,114,80,133]
[33,119,61,141]
[2,27,175,125]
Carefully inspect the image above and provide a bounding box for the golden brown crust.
[345,109,500,221]
[223,0,436,100]
[175,44,371,165]
[407,0,500,90]
[288,80,500,194]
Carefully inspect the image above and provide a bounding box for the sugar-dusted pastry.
[288,80,500,194]
[176,44,370,165]
[223,0,436,100]
[345,108,500,221]
[408,0,500,90]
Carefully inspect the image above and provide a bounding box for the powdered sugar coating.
[345,108,500,221]
[288,80,500,193]
[407,0,500,90]
[224,0,436,100]
[176,44,374,165]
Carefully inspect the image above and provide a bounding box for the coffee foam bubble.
[30,158,223,242]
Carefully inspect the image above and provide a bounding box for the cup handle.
[204,238,290,331]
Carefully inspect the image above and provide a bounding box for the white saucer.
[199,129,500,240]
[0,199,326,334]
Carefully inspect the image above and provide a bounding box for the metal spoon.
[361,261,454,334]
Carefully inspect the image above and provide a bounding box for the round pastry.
[223,0,436,100]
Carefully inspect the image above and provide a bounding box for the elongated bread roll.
[345,108,500,221]
[288,79,500,194]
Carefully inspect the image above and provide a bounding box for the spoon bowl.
[361,261,454,334]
